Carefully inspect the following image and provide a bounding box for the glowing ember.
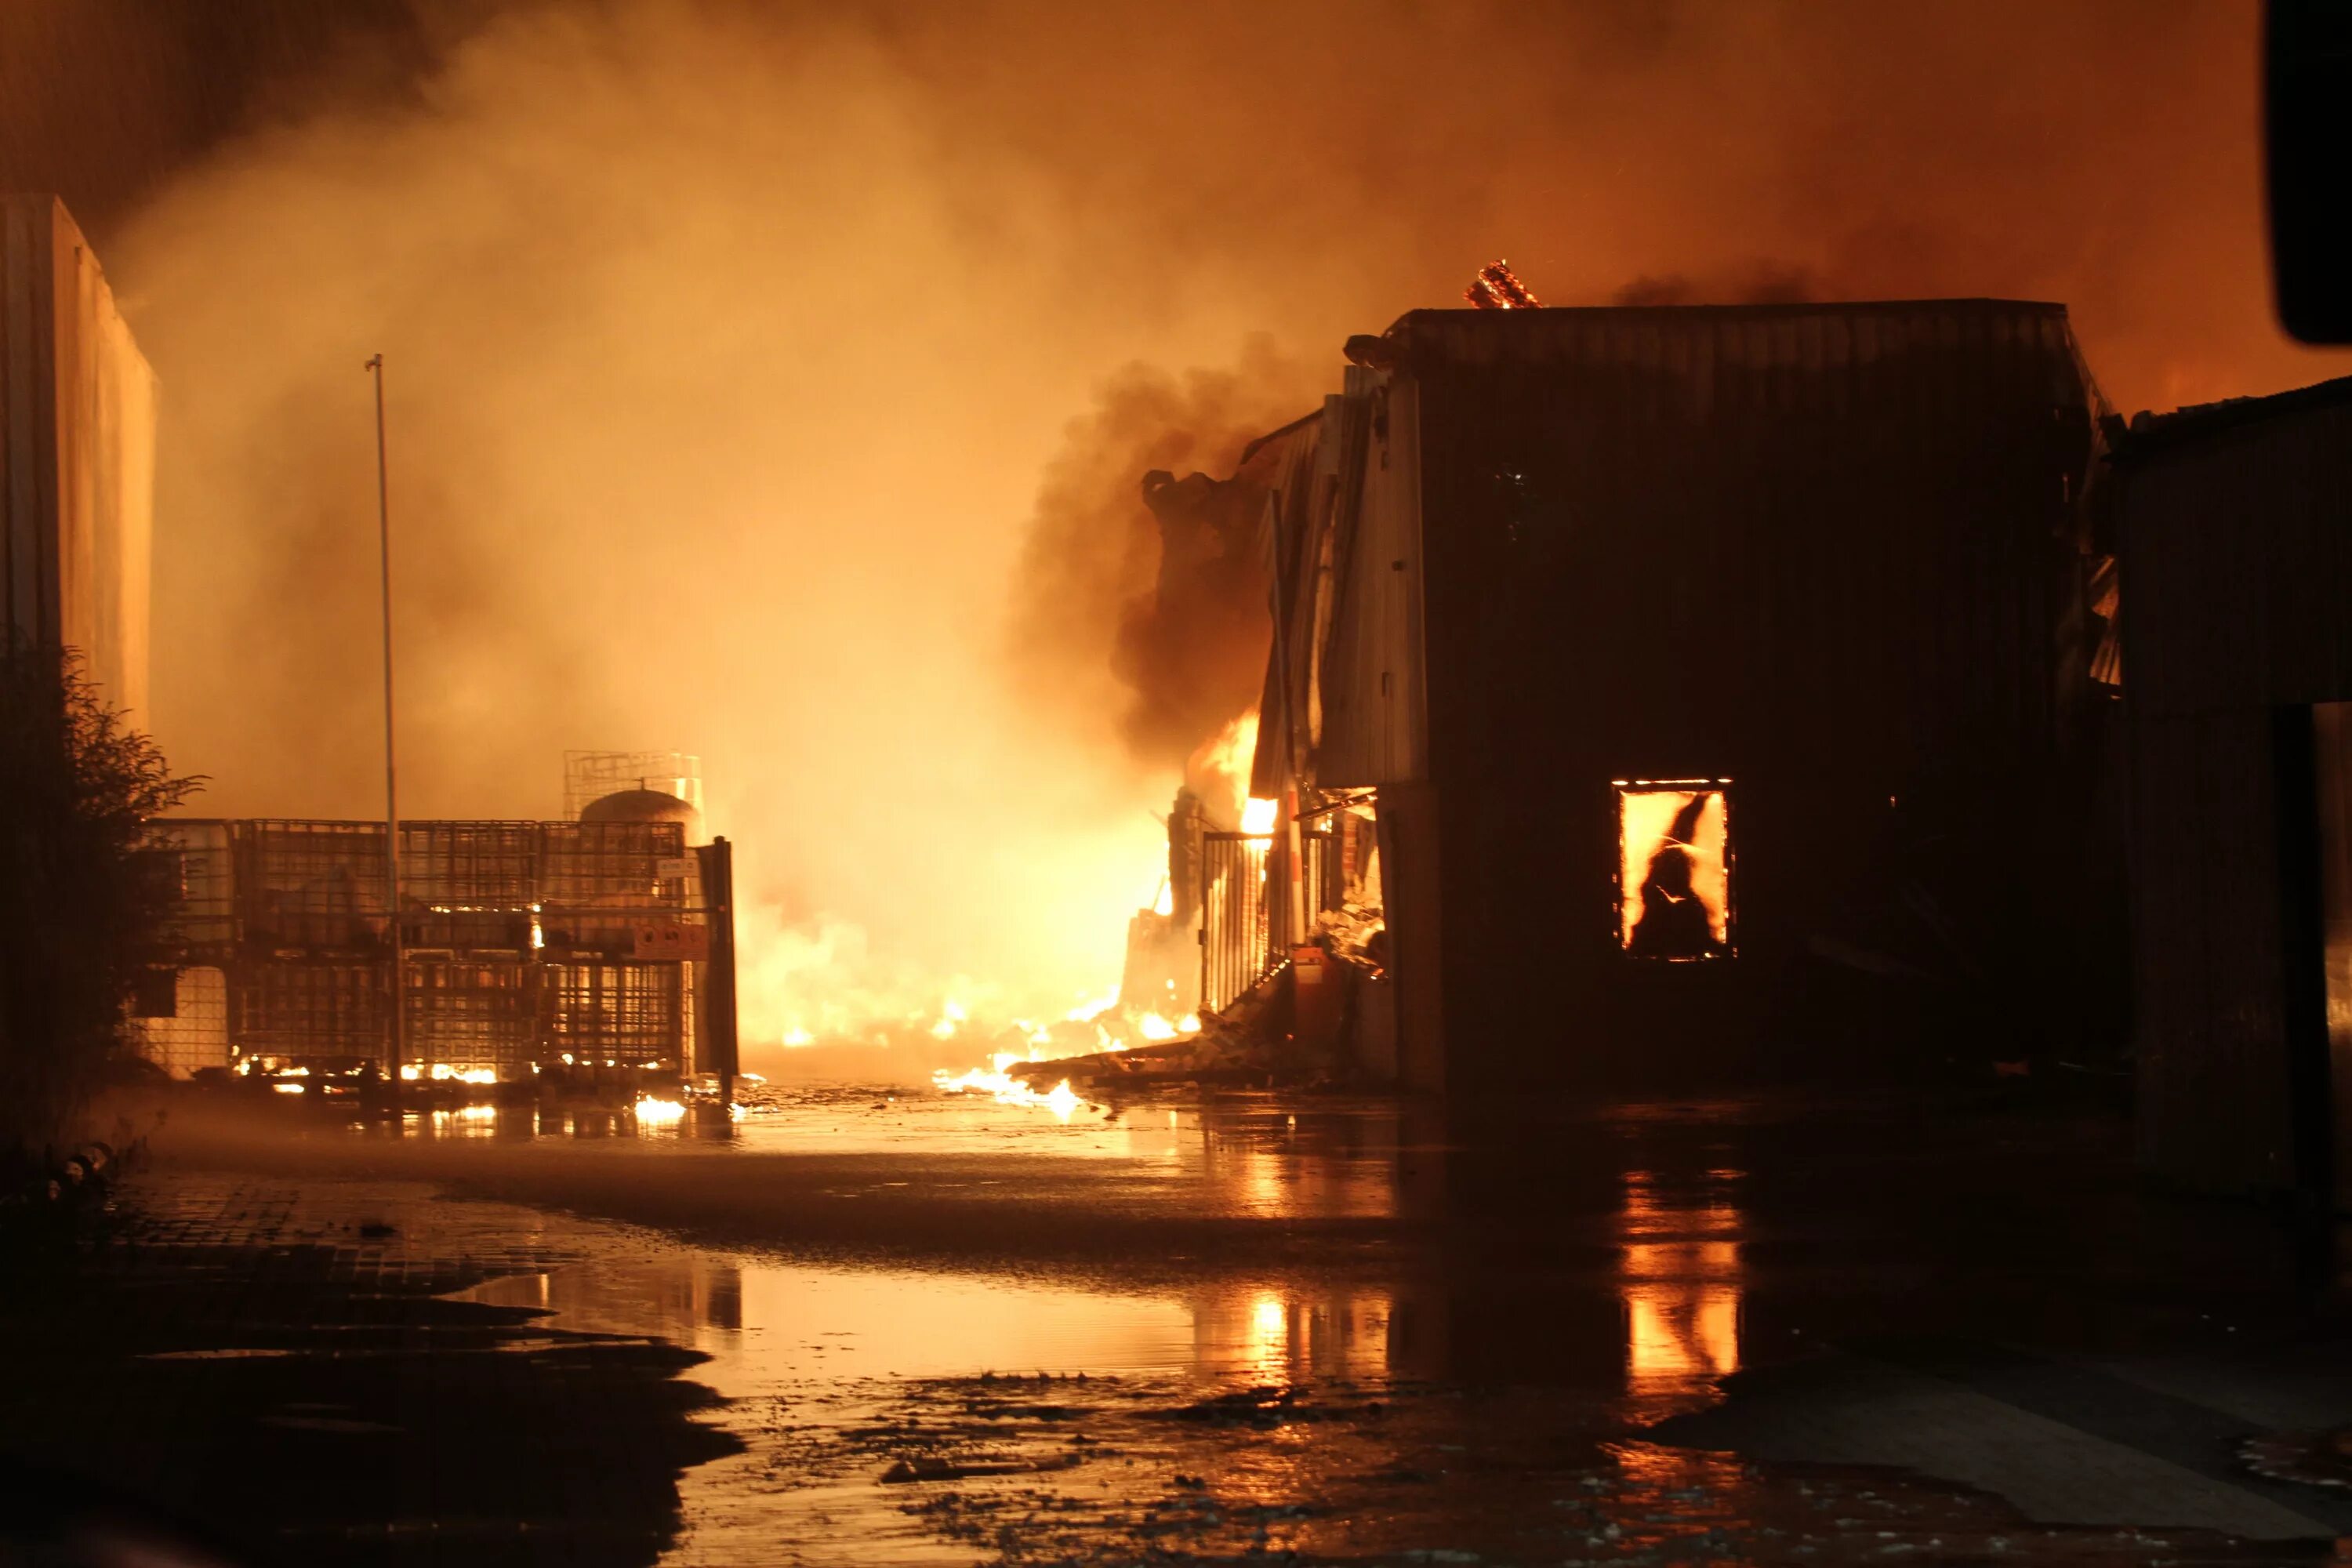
[272,1082,306,1095]
[1464,258,1542,310]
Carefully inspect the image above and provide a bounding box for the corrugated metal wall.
[1319,370,1430,786]
[2125,397,2352,717]
[2116,385,2352,1197]
[1392,300,2107,1084]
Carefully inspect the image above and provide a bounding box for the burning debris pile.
[933,436,1340,1112]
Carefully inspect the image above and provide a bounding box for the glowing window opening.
[1613,779,1734,960]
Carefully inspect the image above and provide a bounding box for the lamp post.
[365,354,403,1101]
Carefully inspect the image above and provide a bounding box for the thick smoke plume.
[1007,339,1314,771]
[14,0,2342,1065]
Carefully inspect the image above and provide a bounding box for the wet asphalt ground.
[5,1081,2350,1565]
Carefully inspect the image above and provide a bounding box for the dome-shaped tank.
[580,788,704,843]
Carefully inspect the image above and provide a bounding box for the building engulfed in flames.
[1122,296,2122,1092]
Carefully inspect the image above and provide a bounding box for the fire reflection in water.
[1617,1168,1743,1407]
[1196,1287,1396,1383]
[463,1257,1399,1387]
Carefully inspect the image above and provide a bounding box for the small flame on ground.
[398,1064,497,1084]
[633,1097,688,1123]
[932,1056,1083,1122]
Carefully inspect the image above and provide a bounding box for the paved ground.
[2,1084,2348,1565]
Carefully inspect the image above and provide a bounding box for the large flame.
[1189,709,1262,829]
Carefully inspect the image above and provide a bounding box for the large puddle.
[446,1215,1745,1563]
[141,1090,2322,1563]
[459,1258,1398,1386]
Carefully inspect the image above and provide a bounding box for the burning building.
[1174,298,2119,1091]
[2,194,154,719]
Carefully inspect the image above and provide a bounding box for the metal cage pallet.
[143,818,706,1076]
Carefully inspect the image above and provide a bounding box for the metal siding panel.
[1315,372,1427,786]
[2125,399,2352,717]
[2114,385,2352,1196]
[2,197,54,644]
[1377,300,2094,1079]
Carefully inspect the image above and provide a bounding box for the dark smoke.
[1006,339,1316,768]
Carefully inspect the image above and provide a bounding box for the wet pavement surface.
[5,1084,2350,1564]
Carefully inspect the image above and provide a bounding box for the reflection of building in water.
[464,1257,743,1351]
[1189,1109,1401,1221]
[1617,1169,1742,1406]
[1192,1285,1397,1382]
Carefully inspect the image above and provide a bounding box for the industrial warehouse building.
[2109,376,2352,1207]
[1217,299,2123,1093]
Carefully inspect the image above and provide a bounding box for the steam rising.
[93,1,2352,1061]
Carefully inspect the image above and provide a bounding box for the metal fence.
[1200,832,1271,1014]
[143,818,705,1077]
[1196,825,1350,1016]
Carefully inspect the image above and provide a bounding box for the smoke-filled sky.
[6,0,2348,1054]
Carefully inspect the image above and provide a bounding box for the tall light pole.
[365,354,404,1100]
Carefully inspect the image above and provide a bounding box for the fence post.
[695,836,739,1103]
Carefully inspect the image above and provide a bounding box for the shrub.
[0,646,200,1150]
